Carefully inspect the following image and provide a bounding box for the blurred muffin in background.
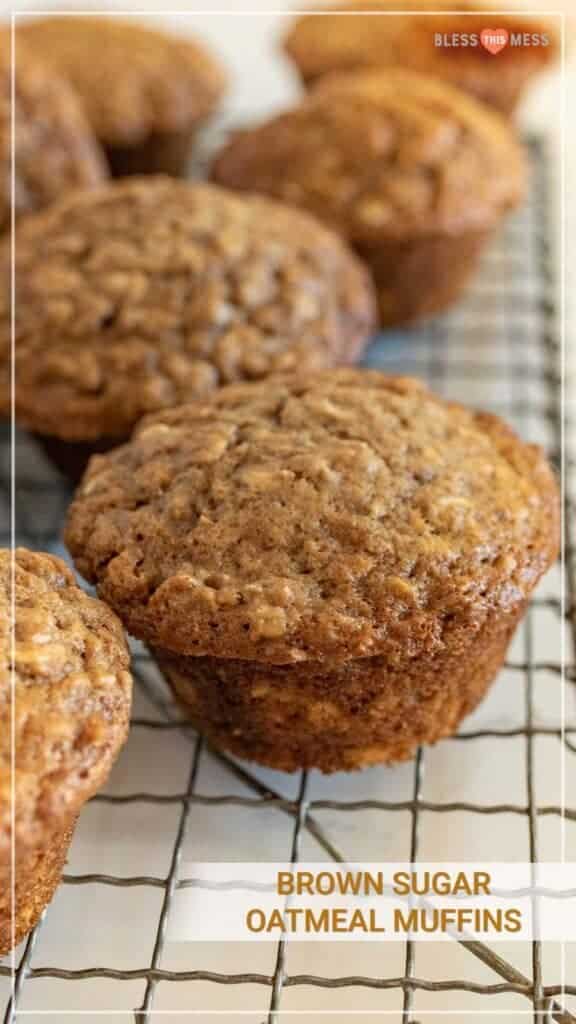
[0,39,106,234]
[0,176,376,481]
[212,68,527,327]
[283,0,559,117]
[18,16,227,177]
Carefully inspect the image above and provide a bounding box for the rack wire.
[0,134,574,1022]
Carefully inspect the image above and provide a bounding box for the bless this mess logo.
[435,28,551,54]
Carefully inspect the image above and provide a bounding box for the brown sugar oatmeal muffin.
[0,176,375,481]
[0,548,132,953]
[283,0,559,117]
[212,68,527,327]
[0,39,106,234]
[18,16,227,177]
[65,369,559,773]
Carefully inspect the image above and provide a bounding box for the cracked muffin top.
[0,177,376,442]
[65,369,559,666]
[18,16,227,145]
[0,41,106,234]
[0,548,132,858]
[283,1,558,104]
[212,68,527,244]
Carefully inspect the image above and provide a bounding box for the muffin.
[212,69,527,326]
[0,548,132,953]
[283,0,559,117]
[65,369,559,774]
[18,16,227,177]
[0,177,375,481]
[0,40,106,234]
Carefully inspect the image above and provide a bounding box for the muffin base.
[0,823,75,955]
[153,607,522,773]
[356,228,493,327]
[33,434,127,485]
[104,128,201,178]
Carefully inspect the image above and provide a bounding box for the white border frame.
[8,6,568,1018]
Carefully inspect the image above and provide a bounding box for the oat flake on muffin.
[283,0,559,117]
[212,69,527,326]
[65,369,559,772]
[0,548,132,952]
[0,176,376,479]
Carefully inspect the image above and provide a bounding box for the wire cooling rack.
[0,135,574,1023]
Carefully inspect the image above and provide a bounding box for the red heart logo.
[480,27,510,55]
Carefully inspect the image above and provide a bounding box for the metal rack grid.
[0,134,574,1022]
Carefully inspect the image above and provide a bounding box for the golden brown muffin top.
[283,1,558,93]
[65,369,559,666]
[0,548,132,859]
[18,16,227,144]
[212,69,527,243]
[0,177,375,442]
[0,39,106,234]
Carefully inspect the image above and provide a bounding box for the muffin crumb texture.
[0,548,131,850]
[0,178,376,441]
[212,69,526,324]
[65,369,559,665]
[212,68,527,243]
[0,548,132,952]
